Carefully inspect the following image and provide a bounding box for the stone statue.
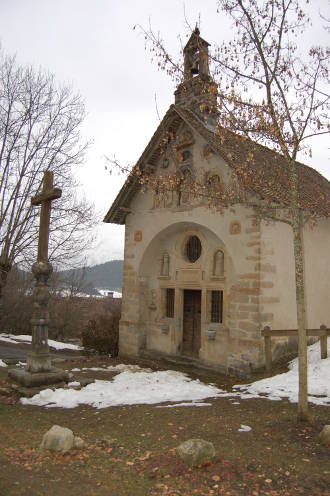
[162,252,170,276]
[213,250,224,277]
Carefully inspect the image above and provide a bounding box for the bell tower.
[175,28,218,128]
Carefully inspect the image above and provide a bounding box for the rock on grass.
[40,425,84,453]
[319,425,330,446]
[176,438,216,467]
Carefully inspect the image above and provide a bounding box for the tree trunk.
[292,211,308,420]
[0,261,11,319]
[289,160,308,421]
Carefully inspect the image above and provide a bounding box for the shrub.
[81,312,119,356]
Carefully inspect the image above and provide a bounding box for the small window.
[186,235,202,263]
[182,150,191,162]
[166,288,175,318]
[211,290,223,323]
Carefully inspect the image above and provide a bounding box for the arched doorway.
[138,221,232,359]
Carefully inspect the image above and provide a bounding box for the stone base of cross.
[26,260,54,373]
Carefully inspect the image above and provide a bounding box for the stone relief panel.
[230,221,241,235]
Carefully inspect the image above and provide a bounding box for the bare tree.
[0,49,96,300]
[125,0,330,420]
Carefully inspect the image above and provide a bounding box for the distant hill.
[59,260,123,295]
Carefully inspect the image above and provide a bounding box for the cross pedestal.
[8,171,69,387]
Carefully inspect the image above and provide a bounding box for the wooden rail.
[261,325,329,373]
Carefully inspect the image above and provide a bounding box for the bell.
[191,64,199,75]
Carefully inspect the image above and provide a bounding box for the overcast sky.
[1,0,329,266]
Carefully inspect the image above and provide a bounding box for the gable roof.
[183,27,210,52]
[104,105,330,224]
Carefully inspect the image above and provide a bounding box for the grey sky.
[0,0,329,265]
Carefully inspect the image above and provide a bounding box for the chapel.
[104,29,330,376]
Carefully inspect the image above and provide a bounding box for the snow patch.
[18,339,330,409]
[156,402,212,408]
[21,370,233,409]
[0,333,83,351]
[0,359,7,367]
[234,338,330,406]
[238,424,252,432]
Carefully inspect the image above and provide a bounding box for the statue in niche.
[176,129,194,149]
[178,168,192,206]
[161,252,170,276]
[213,250,224,277]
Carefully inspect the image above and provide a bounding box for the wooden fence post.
[264,326,272,373]
[320,325,328,360]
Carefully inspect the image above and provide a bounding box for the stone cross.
[31,171,62,262]
[26,171,62,374]
[9,171,69,385]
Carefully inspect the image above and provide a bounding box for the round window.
[186,236,202,263]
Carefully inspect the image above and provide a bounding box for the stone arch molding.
[138,221,235,279]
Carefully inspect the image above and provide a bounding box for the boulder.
[40,425,80,453]
[176,438,216,467]
[319,425,330,446]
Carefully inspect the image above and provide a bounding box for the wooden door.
[182,290,201,357]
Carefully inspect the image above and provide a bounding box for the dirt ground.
[0,354,329,496]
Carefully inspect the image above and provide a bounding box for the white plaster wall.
[260,220,296,329]
[304,218,330,328]
[260,217,330,330]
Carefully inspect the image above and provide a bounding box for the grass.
[0,355,329,495]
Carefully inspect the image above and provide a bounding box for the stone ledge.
[8,368,69,388]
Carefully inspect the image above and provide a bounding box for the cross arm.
[31,188,62,206]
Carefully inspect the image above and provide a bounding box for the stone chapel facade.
[104,29,330,376]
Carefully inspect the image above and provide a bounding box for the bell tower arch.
[175,27,218,128]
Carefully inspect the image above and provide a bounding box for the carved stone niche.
[202,144,213,159]
[212,250,224,279]
[162,157,170,169]
[159,252,170,279]
[175,129,195,150]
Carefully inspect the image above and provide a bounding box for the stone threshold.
[139,349,228,376]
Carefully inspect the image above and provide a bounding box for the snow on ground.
[234,338,330,406]
[19,338,330,410]
[0,333,83,351]
[238,425,252,432]
[21,370,235,409]
[0,359,7,367]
